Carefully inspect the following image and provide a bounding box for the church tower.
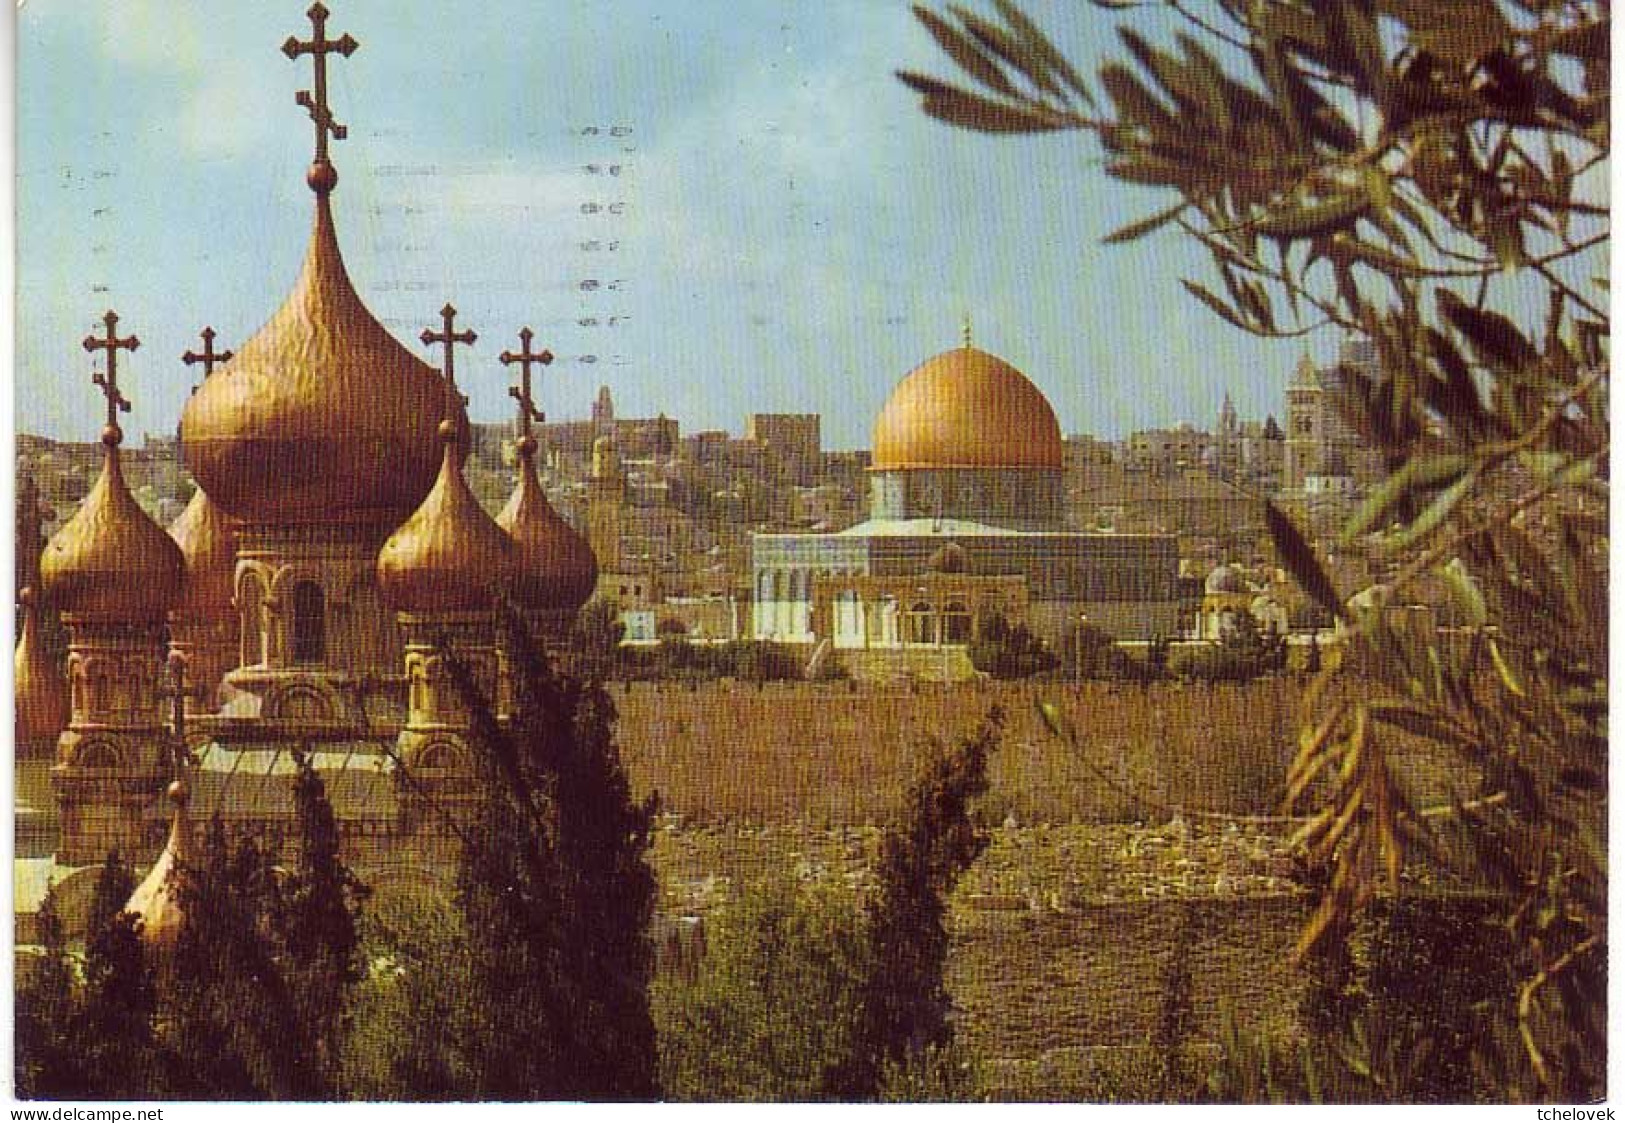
[497,328,599,647]
[377,307,515,850]
[1283,353,1323,490]
[41,313,187,864]
[178,3,467,730]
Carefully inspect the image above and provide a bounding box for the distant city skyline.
[21,0,1344,452]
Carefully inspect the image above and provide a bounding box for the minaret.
[179,4,466,728]
[588,434,625,576]
[497,328,599,649]
[41,311,187,864]
[592,384,615,430]
[377,305,515,797]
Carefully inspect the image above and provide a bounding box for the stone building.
[752,333,1182,666]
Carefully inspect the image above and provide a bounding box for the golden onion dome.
[498,440,598,614]
[14,588,70,747]
[178,194,468,525]
[41,432,186,622]
[125,779,192,953]
[168,488,238,619]
[377,422,516,613]
[872,344,1063,471]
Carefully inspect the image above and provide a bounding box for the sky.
[19,0,1358,450]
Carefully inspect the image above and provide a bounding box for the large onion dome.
[377,422,515,612]
[872,344,1063,470]
[179,194,468,525]
[41,430,186,622]
[168,488,238,619]
[498,438,598,615]
[14,588,69,746]
[124,779,192,952]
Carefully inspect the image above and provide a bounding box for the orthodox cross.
[83,310,138,432]
[499,327,554,439]
[182,327,233,394]
[422,304,477,416]
[282,2,359,165]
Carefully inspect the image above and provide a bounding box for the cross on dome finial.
[961,312,973,349]
[182,327,233,392]
[421,304,477,421]
[83,310,139,442]
[283,2,359,189]
[500,327,554,442]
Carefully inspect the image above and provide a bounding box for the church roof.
[378,420,517,614]
[168,488,239,619]
[158,741,398,823]
[42,355,186,624]
[178,7,467,527]
[499,446,598,615]
[14,588,69,748]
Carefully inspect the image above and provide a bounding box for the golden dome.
[179,195,468,525]
[377,426,516,613]
[498,448,598,615]
[169,488,238,619]
[872,344,1063,470]
[124,779,192,953]
[41,436,186,622]
[14,588,69,746]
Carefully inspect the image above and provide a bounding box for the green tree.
[281,750,371,1091]
[654,877,872,1101]
[163,760,368,1100]
[443,607,660,1100]
[572,596,626,676]
[833,708,1001,1098]
[901,0,1606,1096]
[15,887,86,1098]
[968,612,1058,679]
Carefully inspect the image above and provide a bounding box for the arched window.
[291,581,326,665]
[240,573,267,667]
[943,601,972,644]
[906,601,935,646]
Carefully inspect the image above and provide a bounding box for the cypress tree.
[833,708,1000,1098]
[443,605,659,1100]
[15,886,85,1098]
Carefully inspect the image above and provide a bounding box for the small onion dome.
[168,488,238,619]
[926,541,968,575]
[179,194,468,526]
[1204,565,1248,595]
[872,345,1062,470]
[124,779,192,952]
[498,440,598,614]
[14,588,69,746]
[377,422,516,613]
[41,432,185,622]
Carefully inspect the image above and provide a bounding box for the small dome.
[377,433,516,613]
[1205,565,1249,595]
[180,195,468,526]
[497,453,598,615]
[125,780,192,952]
[927,542,968,574]
[41,440,185,622]
[872,345,1062,470]
[14,588,69,747]
[168,488,238,619]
